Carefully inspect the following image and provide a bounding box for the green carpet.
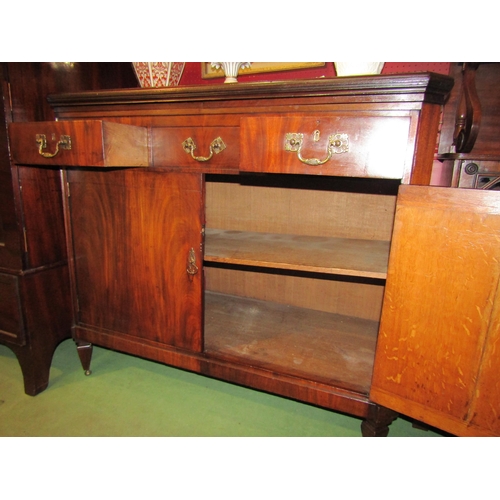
[0,339,444,437]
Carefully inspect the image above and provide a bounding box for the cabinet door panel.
[371,185,500,436]
[68,169,204,352]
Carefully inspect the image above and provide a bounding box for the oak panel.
[467,279,500,435]
[371,185,500,435]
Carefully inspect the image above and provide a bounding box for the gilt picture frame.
[201,62,325,79]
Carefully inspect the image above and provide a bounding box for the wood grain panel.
[68,169,204,351]
[467,277,500,435]
[371,185,500,435]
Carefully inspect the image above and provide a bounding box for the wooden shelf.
[204,291,378,393]
[204,229,390,279]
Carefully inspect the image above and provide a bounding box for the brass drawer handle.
[182,136,226,162]
[36,134,72,158]
[285,132,349,166]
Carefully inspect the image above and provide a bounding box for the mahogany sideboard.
[8,74,500,436]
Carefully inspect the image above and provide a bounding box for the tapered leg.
[3,265,73,396]
[361,405,398,437]
[75,341,93,376]
[13,346,54,396]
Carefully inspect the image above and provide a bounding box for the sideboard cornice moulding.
[48,73,454,112]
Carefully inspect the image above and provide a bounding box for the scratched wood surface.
[371,185,500,436]
[204,291,378,394]
[205,229,390,279]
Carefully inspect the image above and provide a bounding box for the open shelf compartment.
[202,174,398,394]
[204,290,379,393]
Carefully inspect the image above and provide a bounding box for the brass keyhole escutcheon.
[187,247,199,276]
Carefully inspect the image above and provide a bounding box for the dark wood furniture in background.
[438,63,500,188]
[0,63,137,395]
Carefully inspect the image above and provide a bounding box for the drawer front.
[152,127,239,170]
[9,120,149,167]
[240,115,412,178]
[0,273,25,345]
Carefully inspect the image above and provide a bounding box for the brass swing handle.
[36,134,72,158]
[284,132,349,166]
[182,136,226,162]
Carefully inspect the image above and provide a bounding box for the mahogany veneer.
[10,74,499,436]
[9,120,148,167]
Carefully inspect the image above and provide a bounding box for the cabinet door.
[370,185,500,436]
[68,169,204,352]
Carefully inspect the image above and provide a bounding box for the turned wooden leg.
[361,405,398,437]
[76,341,93,376]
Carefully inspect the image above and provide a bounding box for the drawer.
[152,127,239,170]
[9,120,149,167]
[0,273,25,345]
[240,115,412,178]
